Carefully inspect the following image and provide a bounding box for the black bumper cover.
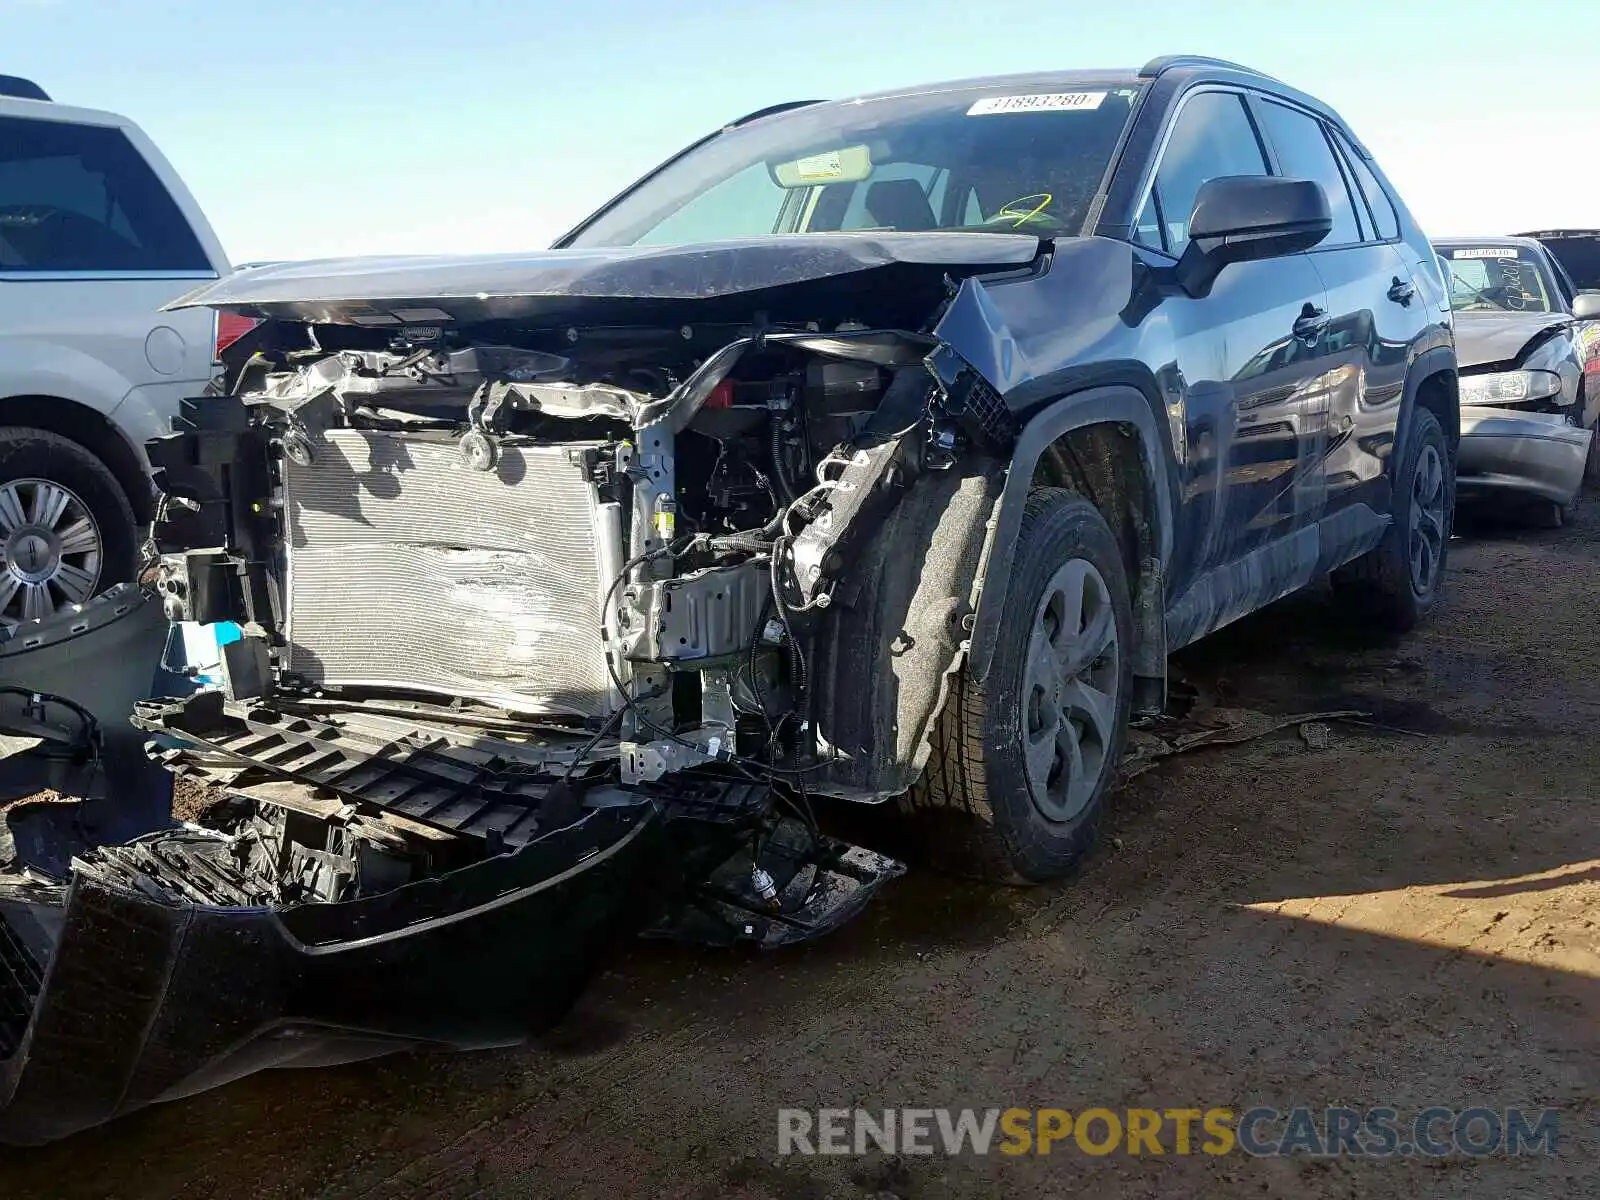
[0,804,658,1146]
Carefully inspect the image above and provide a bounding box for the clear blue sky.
[8,0,1594,262]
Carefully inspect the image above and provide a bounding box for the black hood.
[165,233,1041,327]
[1452,310,1571,371]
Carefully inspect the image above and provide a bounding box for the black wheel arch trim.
[1396,346,1460,462]
[968,383,1177,686]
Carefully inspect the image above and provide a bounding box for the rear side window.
[1331,130,1399,241]
[1254,101,1362,247]
[0,117,208,273]
[1135,91,1269,252]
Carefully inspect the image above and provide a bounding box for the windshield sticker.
[792,151,846,182]
[967,92,1107,116]
[1451,247,1521,259]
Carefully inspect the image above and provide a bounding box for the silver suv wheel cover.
[0,477,103,628]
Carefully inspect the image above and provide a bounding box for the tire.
[1548,492,1579,528]
[0,427,137,628]
[1330,407,1451,633]
[1582,383,1600,490]
[902,488,1134,884]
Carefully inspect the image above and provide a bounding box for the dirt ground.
[2,501,1597,1199]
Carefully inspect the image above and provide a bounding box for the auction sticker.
[1451,247,1522,259]
[968,92,1106,115]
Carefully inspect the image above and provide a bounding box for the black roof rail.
[1138,55,1275,82]
[0,74,49,101]
[728,99,825,128]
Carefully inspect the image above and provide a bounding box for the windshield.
[1438,245,1558,313]
[565,83,1144,248]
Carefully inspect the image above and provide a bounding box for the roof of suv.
[0,91,141,130]
[737,55,1352,148]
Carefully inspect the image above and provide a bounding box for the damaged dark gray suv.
[0,55,1458,1142]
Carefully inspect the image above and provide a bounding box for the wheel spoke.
[1418,503,1444,541]
[53,562,95,604]
[0,487,25,534]
[1062,677,1116,748]
[0,575,19,617]
[27,483,70,531]
[56,517,99,557]
[1025,715,1061,788]
[1061,601,1115,677]
[1058,718,1086,791]
[20,581,51,621]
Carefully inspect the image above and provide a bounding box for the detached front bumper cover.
[0,803,660,1146]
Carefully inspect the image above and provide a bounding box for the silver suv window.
[0,116,208,273]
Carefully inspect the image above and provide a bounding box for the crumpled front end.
[0,243,1048,1142]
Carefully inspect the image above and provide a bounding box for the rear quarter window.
[0,116,209,273]
[1331,130,1399,241]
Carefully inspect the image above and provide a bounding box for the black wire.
[560,704,626,787]
[0,686,99,749]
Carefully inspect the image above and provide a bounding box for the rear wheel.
[1331,407,1451,632]
[903,488,1133,883]
[0,427,136,631]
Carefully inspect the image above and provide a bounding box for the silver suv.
[0,75,230,632]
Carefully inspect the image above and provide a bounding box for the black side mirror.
[1571,292,1600,320]
[1175,176,1334,297]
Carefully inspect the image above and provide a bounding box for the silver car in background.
[1433,236,1600,524]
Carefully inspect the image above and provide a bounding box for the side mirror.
[1571,292,1600,320]
[1175,176,1333,297]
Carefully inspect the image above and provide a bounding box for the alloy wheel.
[0,477,103,629]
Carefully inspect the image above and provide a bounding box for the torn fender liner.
[0,805,659,1146]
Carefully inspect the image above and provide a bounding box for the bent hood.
[167,233,1041,327]
[1453,311,1572,371]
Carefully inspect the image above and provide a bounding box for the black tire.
[1330,407,1452,633]
[1548,492,1579,528]
[1582,383,1600,490]
[0,427,137,623]
[902,488,1134,883]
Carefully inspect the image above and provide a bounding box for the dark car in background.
[2,55,1458,1142]
[1434,236,1600,520]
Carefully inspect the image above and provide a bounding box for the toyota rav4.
[0,55,1457,1142]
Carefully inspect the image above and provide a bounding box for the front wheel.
[903,488,1133,883]
[0,427,137,631]
[1331,407,1452,633]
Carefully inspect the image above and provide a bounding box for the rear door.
[0,112,222,427]
[1252,101,1426,533]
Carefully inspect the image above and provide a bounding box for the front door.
[1129,88,1332,590]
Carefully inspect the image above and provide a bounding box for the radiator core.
[283,429,614,718]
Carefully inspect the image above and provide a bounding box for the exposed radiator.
[283,430,615,718]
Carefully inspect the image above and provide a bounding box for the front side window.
[1438,246,1558,313]
[1254,101,1362,247]
[1135,91,1269,252]
[0,117,209,272]
[567,85,1144,248]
